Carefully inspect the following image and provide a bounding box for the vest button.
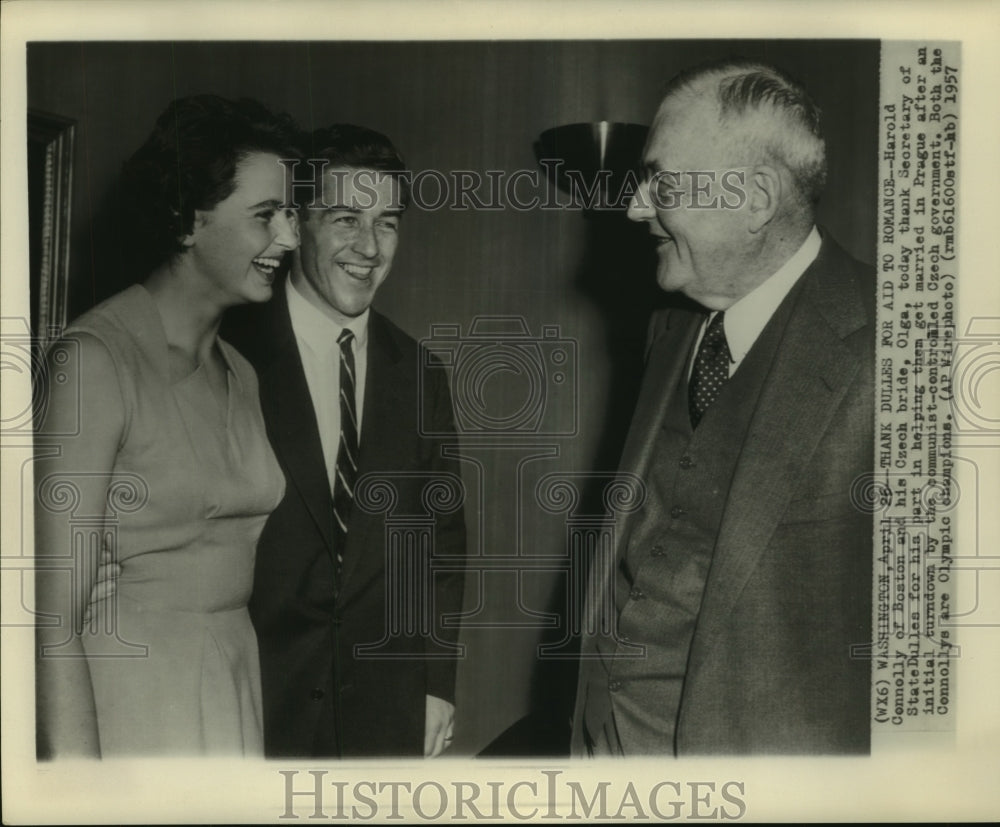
[609,679,622,693]
[650,545,665,557]
[310,688,325,701]
[679,456,694,469]
[670,505,686,519]
[629,587,644,600]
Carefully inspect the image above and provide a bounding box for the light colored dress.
[69,285,284,756]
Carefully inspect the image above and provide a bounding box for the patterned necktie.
[332,329,358,575]
[688,311,731,428]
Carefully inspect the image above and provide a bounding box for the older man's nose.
[627,179,655,222]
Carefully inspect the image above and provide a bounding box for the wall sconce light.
[535,121,648,213]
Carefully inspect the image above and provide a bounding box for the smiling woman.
[34,96,301,758]
[184,151,298,306]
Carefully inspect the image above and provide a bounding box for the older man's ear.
[746,165,783,234]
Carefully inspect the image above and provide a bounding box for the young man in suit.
[573,58,875,755]
[231,125,466,758]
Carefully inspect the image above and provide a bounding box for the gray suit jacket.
[573,231,875,754]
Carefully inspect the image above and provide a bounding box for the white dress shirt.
[286,277,369,494]
[691,226,822,377]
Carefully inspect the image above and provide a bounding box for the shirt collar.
[721,226,821,363]
[286,275,370,354]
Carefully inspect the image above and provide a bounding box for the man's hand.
[82,548,121,625]
[424,694,455,757]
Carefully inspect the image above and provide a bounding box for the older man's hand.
[424,694,455,757]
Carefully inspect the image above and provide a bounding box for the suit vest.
[583,280,806,755]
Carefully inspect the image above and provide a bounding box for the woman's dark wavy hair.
[121,95,300,273]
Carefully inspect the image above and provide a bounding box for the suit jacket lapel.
[686,238,870,673]
[257,286,337,554]
[615,311,701,550]
[579,309,702,652]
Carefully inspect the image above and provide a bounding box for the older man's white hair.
[664,58,828,211]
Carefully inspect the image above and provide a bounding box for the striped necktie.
[332,329,358,574]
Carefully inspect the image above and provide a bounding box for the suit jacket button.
[608,679,622,693]
[669,505,686,518]
[650,545,665,557]
[679,456,694,469]
[310,688,325,701]
[629,587,643,600]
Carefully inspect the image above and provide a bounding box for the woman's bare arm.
[35,333,125,758]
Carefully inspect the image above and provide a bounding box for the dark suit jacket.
[573,231,875,754]
[224,285,466,757]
